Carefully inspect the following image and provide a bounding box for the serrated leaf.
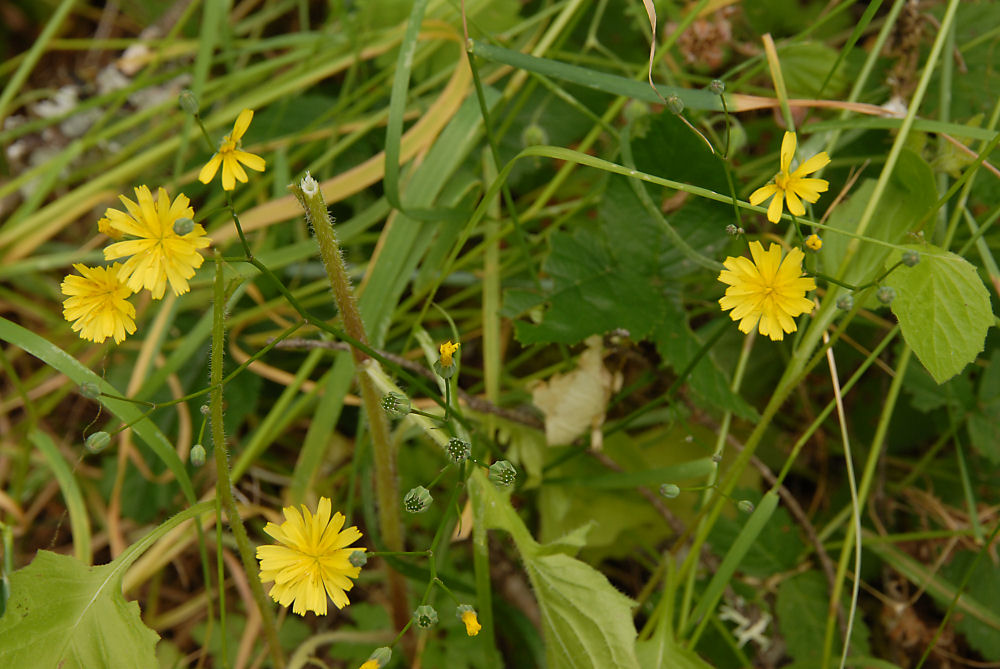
[776,571,870,664]
[0,551,159,668]
[635,635,714,669]
[888,243,994,383]
[967,351,1000,463]
[939,551,1000,660]
[473,470,640,669]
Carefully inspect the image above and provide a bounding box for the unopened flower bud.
[380,392,411,419]
[189,444,206,466]
[488,460,516,487]
[836,294,854,311]
[725,224,739,236]
[178,89,199,115]
[902,250,920,267]
[413,605,438,629]
[659,483,680,498]
[708,79,726,95]
[805,234,823,251]
[173,217,195,236]
[876,286,896,305]
[366,647,392,668]
[521,124,548,148]
[85,431,110,453]
[737,499,755,514]
[79,382,101,400]
[624,99,650,124]
[349,550,368,567]
[667,95,685,115]
[200,403,210,415]
[446,437,470,463]
[456,604,482,636]
[403,486,433,513]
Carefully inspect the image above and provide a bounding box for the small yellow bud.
[805,234,823,251]
[439,340,460,367]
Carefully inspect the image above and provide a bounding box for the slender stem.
[210,253,285,668]
[289,177,410,635]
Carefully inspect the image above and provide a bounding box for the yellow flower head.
[61,263,137,344]
[717,241,816,341]
[439,340,460,367]
[805,234,823,251]
[97,216,123,240]
[198,108,266,190]
[256,497,365,616]
[460,607,482,636]
[749,132,830,224]
[102,186,210,299]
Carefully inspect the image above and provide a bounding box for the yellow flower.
[460,608,482,636]
[749,132,830,224]
[103,186,210,299]
[97,216,123,240]
[61,263,137,344]
[198,108,266,190]
[256,497,365,616]
[805,234,823,251]
[717,241,816,341]
[359,662,378,669]
[439,340,460,367]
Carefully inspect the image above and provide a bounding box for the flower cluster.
[61,111,264,345]
[716,131,832,341]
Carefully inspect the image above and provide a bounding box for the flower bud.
[349,550,368,567]
[403,486,433,513]
[85,431,110,453]
[413,605,438,629]
[709,79,726,95]
[623,99,650,124]
[725,224,743,237]
[876,286,896,305]
[902,250,920,267]
[805,234,822,251]
[178,89,199,115]
[667,95,685,115]
[521,124,548,148]
[79,382,101,400]
[380,392,411,419]
[366,647,392,668]
[189,444,206,466]
[659,483,680,498]
[456,604,482,636]
[488,460,517,487]
[446,437,470,463]
[173,217,195,236]
[737,499,755,514]
[836,294,854,311]
[200,403,210,415]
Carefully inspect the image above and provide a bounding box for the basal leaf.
[776,570,870,665]
[0,551,159,668]
[888,243,993,383]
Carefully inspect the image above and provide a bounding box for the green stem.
[289,176,410,634]
[210,253,285,668]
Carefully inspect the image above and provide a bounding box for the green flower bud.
[902,250,920,267]
[380,392,411,419]
[488,460,516,487]
[413,605,438,629]
[623,99,651,124]
[521,124,548,148]
[659,483,680,498]
[79,382,101,400]
[708,79,726,95]
[446,437,470,463]
[876,286,896,305]
[367,647,392,668]
[85,431,110,453]
[836,294,854,311]
[349,550,368,567]
[178,89,199,115]
[189,444,206,466]
[667,95,685,115]
[737,499,755,514]
[173,217,195,236]
[403,486,433,513]
[725,224,743,237]
[200,403,210,415]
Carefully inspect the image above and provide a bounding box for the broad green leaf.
[0,551,159,668]
[888,243,993,383]
[777,42,852,98]
[473,470,641,669]
[635,636,713,669]
[776,571,870,666]
[821,149,935,287]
